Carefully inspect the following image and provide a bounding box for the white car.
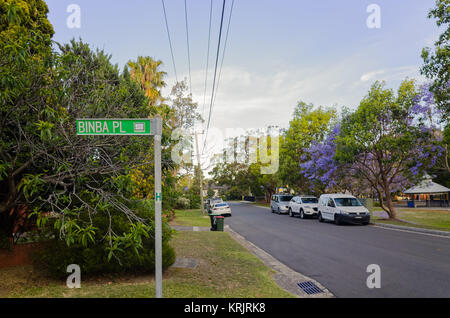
[317,194,370,225]
[211,202,232,217]
[288,196,319,218]
[270,194,293,214]
[206,197,223,213]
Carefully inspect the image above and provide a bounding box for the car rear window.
[279,195,293,202]
[215,203,227,207]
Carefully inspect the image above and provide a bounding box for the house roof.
[404,176,450,194]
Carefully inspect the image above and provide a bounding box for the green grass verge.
[371,208,450,232]
[170,209,211,227]
[1,231,294,298]
[254,202,270,208]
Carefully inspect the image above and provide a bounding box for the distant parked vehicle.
[211,202,232,217]
[270,194,293,214]
[288,196,319,218]
[206,197,223,213]
[317,194,370,225]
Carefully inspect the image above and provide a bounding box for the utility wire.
[202,0,227,155]
[161,0,178,83]
[184,0,192,95]
[212,0,234,111]
[201,0,213,125]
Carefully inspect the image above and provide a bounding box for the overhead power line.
[201,0,213,123]
[212,0,234,112]
[184,0,192,95]
[202,0,227,154]
[161,0,178,83]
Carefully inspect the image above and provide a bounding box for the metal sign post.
[76,117,163,298]
[153,117,163,298]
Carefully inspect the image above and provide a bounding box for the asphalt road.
[226,202,450,298]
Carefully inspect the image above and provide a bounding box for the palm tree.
[127,56,167,107]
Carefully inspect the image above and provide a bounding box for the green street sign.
[76,118,154,135]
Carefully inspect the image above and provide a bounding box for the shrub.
[175,197,190,209]
[34,200,176,278]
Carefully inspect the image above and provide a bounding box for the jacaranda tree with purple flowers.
[335,80,443,219]
[301,123,373,197]
[302,80,444,219]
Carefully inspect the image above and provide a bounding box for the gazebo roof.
[404,175,450,194]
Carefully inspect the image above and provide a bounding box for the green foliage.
[35,200,175,278]
[0,2,178,276]
[421,0,449,118]
[224,186,244,200]
[279,101,336,193]
[18,174,44,200]
[175,196,190,209]
[186,186,201,209]
[127,56,166,107]
[335,80,437,218]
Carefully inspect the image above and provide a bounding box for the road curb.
[371,222,450,237]
[224,224,334,298]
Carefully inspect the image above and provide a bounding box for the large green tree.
[279,102,336,193]
[169,79,203,130]
[0,2,175,270]
[421,0,449,119]
[0,0,54,220]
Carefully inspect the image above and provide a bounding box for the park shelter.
[404,175,450,208]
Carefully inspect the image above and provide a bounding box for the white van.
[317,194,370,225]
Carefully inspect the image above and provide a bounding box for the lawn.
[1,227,294,298]
[170,209,211,227]
[372,208,450,232]
[254,202,270,208]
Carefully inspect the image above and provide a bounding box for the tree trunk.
[0,175,17,215]
[375,186,397,219]
[383,185,397,219]
[265,189,274,203]
[379,175,397,219]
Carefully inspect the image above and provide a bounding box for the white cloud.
[162,55,426,169]
[360,66,419,83]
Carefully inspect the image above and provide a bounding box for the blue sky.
[45,0,441,150]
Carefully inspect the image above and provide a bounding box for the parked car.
[206,197,223,213]
[317,194,370,225]
[288,196,319,218]
[211,202,232,217]
[270,194,293,214]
